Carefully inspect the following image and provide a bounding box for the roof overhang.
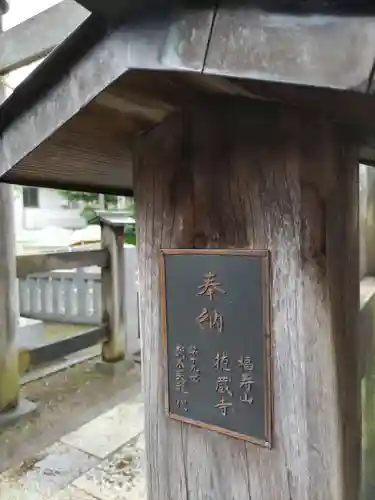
[75,0,375,20]
[0,1,89,76]
[2,5,375,194]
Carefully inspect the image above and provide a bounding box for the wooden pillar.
[134,99,360,500]
[0,184,19,413]
[0,13,19,415]
[101,220,126,363]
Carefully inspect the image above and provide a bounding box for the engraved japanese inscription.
[160,249,272,447]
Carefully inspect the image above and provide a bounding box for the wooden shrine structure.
[2,1,375,498]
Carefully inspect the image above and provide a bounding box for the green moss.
[0,348,19,412]
[43,322,90,340]
[10,456,42,478]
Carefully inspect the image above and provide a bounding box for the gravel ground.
[0,357,141,473]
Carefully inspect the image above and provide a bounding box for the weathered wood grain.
[134,98,360,500]
[0,14,19,412]
[16,249,108,279]
[0,181,18,412]
[0,0,88,75]
[205,9,375,91]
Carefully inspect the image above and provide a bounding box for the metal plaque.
[160,249,272,447]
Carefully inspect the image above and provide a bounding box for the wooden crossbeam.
[0,0,88,75]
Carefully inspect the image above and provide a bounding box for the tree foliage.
[59,190,118,207]
[59,191,135,226]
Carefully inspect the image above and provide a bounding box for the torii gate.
[2,1,375,498]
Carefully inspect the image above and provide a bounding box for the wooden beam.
[0,0,88,75]
[0,9,215,185]
[4,4,375,192]
[205,9,375,91]
[16,249,109,278]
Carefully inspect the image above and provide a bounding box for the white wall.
[22,188,85,230]
[14,187,85,233]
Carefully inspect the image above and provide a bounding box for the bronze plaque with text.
[160,249,272,447]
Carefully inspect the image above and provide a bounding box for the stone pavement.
[0,393,145,500]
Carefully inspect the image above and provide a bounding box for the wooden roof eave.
[3,7,375,193]
[0,8,216,192]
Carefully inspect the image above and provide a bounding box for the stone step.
[16,317,45,349]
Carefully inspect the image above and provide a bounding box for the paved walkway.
[0,394,145,500]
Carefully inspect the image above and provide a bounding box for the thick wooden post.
[134,100,360,500]
[0,182,19,413]
[101,220,126,362]
[0,14,19,416]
